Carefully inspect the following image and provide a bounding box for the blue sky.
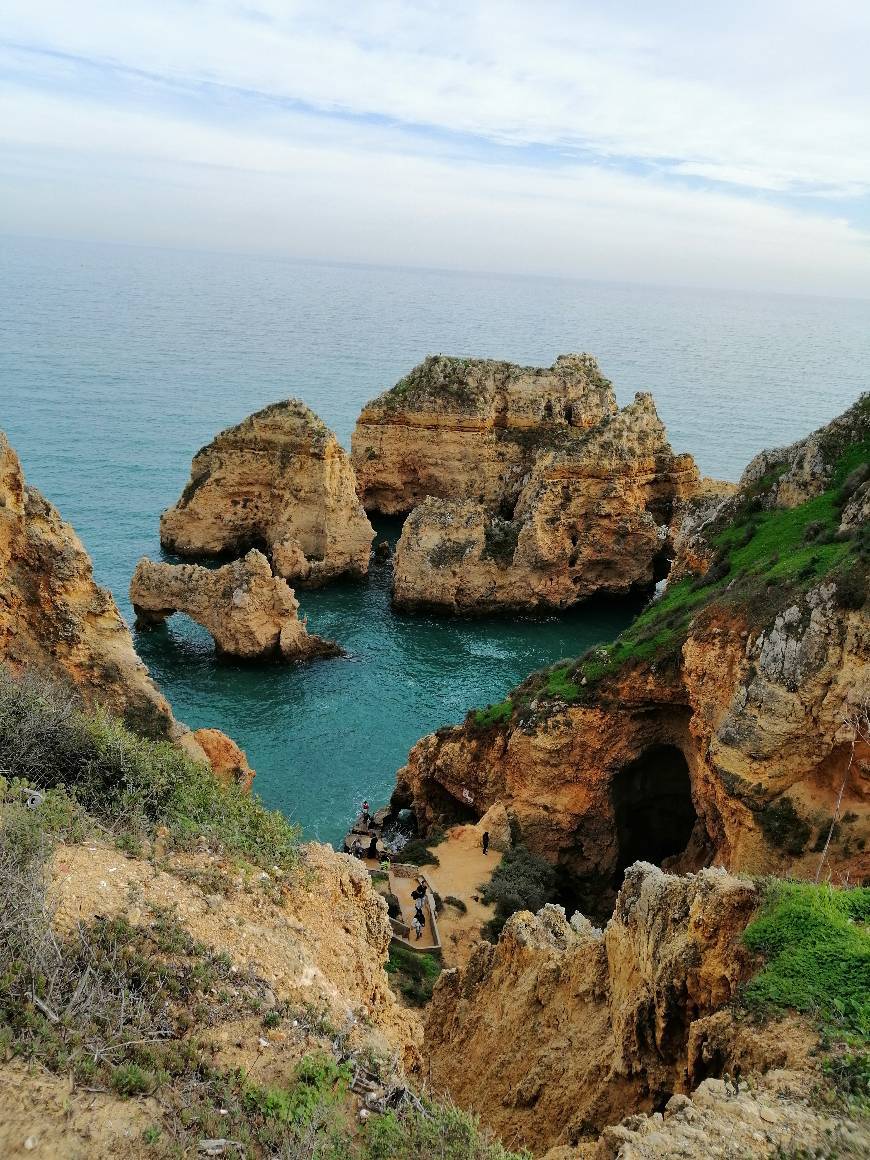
[2,1,869,295]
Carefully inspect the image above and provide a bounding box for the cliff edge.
[0,431,175,738]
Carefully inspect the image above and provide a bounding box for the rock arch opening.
[611,745,697,880]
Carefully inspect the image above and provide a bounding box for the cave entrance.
[611,745,696,880]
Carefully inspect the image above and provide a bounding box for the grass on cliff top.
[0,669,299,869]
[742,880,870,1103]
[470,432,868,723]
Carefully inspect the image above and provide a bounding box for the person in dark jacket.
[482,830,490,855]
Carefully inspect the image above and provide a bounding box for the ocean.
[2,234,868,844]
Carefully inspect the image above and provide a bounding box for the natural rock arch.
[611,744,698,880]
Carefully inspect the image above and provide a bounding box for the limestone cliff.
[351,354,618,516]
[425,865,761,1152]
[392,394,701,613]
[0,431,174,738]
[130,551,341,661]
[161,400,374,586]
[391,396,870,915]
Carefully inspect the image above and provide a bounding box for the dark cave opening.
[611,744,697,881]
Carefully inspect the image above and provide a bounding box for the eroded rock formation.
[351,353,618,516]
[161,400,374,586]
[392,393,701,613]
[189,727,255,791]
[0,431,175,737]
[130,551,341,661]
[391,397,870,915]
[426,864,760,1152]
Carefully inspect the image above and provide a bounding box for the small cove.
[3,236,868,846]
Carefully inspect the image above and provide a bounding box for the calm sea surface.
[2,235,868,844]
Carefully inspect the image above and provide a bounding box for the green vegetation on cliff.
[743,881,870,1103]
[0,675,528,1159]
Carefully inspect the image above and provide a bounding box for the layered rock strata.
[0,432,174,737]
[426,864,760,1152]
[130,551,341,661]
[351,353,618,516]
[391,397,870,914]
[392,393,701,613]
[161,400,374,586]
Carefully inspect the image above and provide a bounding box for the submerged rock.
[161,399,374,586]
[130,551,342,662]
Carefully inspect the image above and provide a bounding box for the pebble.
[24,1138,37,1151]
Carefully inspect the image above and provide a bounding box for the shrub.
[0,670,299,869]
[111,1063,156,1097]
[444,895,467,913]
[833,561,867,610]
[384,945,441,1006]
[362,1099,530,1159]
[480,844,557,940]
[398,839,440,867]
[755,797,811,856]
[472,700,513,728]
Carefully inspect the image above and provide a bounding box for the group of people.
[411,875,429,940]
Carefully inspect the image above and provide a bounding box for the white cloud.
[1,1,869,293]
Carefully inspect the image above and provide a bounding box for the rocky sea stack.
[352,354,702,613]
[352,353,618,516]
[161,399,375,586]
[391,395,870,916]
[130,550,342,662]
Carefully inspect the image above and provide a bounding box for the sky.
[2,1,870,295]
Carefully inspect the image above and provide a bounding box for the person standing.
[482,830,490,856]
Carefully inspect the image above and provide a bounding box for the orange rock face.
[161,399,374,586]
[0,430,256,782]
[190,728,255,792]
[0,431,174,738]
[425,865,760,1152]
[392,393,701,613]
[351,353,619,516]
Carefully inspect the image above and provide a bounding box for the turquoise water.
[2,235,868,844]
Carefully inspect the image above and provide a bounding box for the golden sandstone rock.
[0,430,255,780]
[392,392,700,613]
[391,397,870,915]
[0,430,174,737]
[425,865,760,1152]
[130,550,341,661]
[352,353,618,516]
[352,355,700,613]
[161,399,374,586]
